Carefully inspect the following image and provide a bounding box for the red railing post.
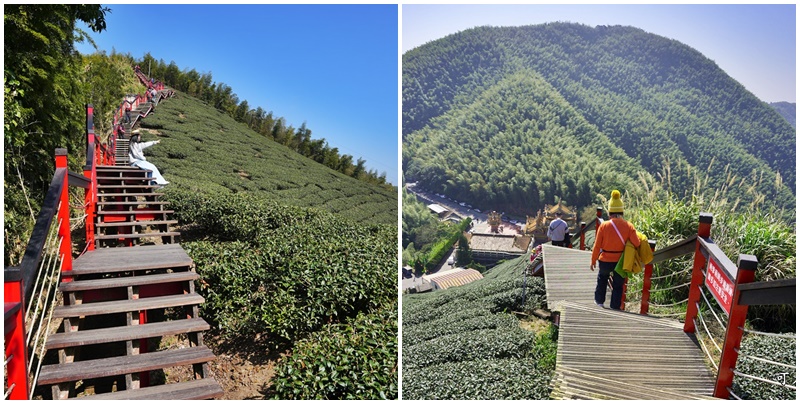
[84,105,97,252]
[56,149,74,284]
[640,240,657,315]
[714,254,758,399]
[4,279,30,399]
[596,207,603,221]
[684,213,713,333]
[579,221,586,250]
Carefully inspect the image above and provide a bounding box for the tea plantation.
[144,93,397,399]
[138,92,397,226]
[402,256,556,399]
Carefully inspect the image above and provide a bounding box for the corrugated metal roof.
[427,203,449,214]
[422,268,484,290]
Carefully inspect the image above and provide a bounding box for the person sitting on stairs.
[129,130,169,186]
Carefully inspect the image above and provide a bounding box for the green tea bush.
[141,94,397,226]
[403,327,535,371]
[166,188,396,343]
[403,311,518,346]
[403,256,554,399]
[732,334,796,400]
[402,357,552,400]
[269,304,398,399]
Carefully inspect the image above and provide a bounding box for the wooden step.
[97,166,149,173]
[68,378,223,400]
[98,201,169,207]
[45,318,209,350]
[37,345,215,385]
[72,244,192,275]
[97,176,153,182]
[96,220,177,228]
[96,210,174,218]
[97,192,164,198]
[98,184,160,190]
[52,293,204,318]
[59,271,198,293]
[94,231,181,241]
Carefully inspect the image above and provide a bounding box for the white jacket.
[129,140,157,162]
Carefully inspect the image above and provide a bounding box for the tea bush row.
[167,188,397,342]
[402,256,554,399]
[402,327,535,371]
[732,334,796,400]
[269,304,398,399]
[402,311,518,346]
[403,275,545,327]
[402,357,552,400]
[142,94,397,226]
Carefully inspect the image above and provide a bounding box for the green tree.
[455,232,472,266]
[4,4,109,265]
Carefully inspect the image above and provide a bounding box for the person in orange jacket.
[590,190,640,309]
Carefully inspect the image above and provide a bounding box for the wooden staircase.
[94,166,178,248]
[36,164,222,399]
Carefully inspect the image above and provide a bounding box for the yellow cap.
[609,190,624,213]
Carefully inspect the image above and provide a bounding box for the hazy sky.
[403,3,796,103]
[78,4,399,184]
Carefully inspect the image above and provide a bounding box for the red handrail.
[637,213,767,399]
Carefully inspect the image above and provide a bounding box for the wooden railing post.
[640,240,657,315]
[4,275,30,399]
[84,104,97,251]
[579,222,586,250]
[596,207,603,221]
[684,213,713,333]
[56,149,74,284]
[714,254,758,399]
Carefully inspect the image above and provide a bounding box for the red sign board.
[705,258,735,315]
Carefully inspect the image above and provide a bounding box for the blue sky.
[78,4,398,184]
[403,3,796,103]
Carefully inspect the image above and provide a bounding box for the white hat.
[132,129,141,134]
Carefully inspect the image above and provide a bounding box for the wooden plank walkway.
[542,245,607,309]
[541,244,717,399]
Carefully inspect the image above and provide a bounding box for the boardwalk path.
[541,244,717,399]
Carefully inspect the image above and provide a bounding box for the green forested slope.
[140,92,397,226]
[403,23,795,220]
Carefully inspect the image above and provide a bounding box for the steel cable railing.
[734,348,796,371]
[732,370,797,391]
[25,223,61,337]
[650,267,691,281]
[30,259,62,397]
[698,287,727,331]
[693,317,720,370]
[695,304,723,354]
[24,214,61,332]
[740,327,797,339]
[648,281,691,293]
[726,387,743,400]
[648,297,689,307]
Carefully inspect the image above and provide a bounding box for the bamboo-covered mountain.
[402,23,795,221]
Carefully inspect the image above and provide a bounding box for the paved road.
[406,183,523,235]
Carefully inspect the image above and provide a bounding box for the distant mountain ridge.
[769,101,795,128]
[403,23,795,220]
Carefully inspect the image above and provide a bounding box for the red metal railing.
[635,213,795,399]
[4,150,89,399]
[569,209,794,398]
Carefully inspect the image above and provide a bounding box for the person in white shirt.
[547,211,569,247]
[129,130,168,186]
